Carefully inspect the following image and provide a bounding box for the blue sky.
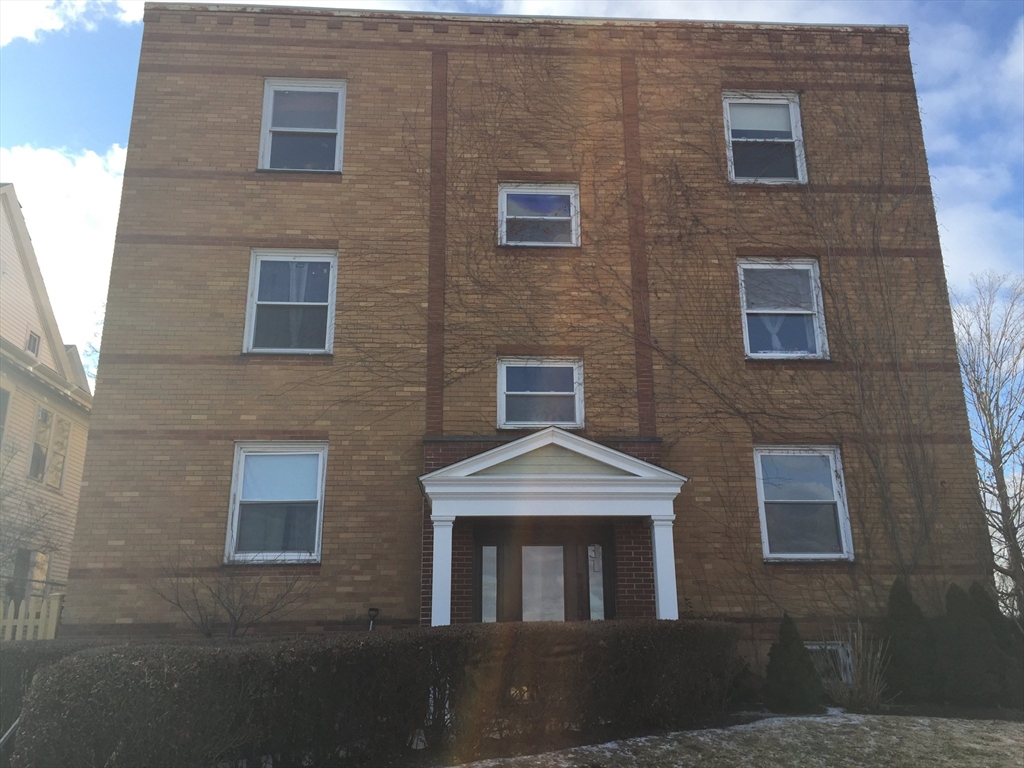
[1,0,1022,378]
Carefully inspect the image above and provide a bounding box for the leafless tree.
[146,545,323,638]
[952,273,1024,622]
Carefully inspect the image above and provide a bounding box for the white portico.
[419,427,687,626]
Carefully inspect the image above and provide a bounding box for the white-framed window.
[258,78,346,172]
[498,183,580,246]
[26,332,40,357]
[723,92,806,183]
[243,250,337,354]
[806,641,854,686]
[497,358,584,429]
[753,446,854,561]
[738,259,827,358]
[28,406,71,491]
[225,442,327,563]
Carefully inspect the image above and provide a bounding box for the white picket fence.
[0,594,63,641]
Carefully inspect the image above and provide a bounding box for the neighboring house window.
[497,358,584,429]
[28,407,71,490]
[753,447,853,561]
[806,641,854,685]
[225,442,327,563]
[6,549,51,605]
[498,184,580,246]
[738,259,828,358]
[244,251,337,354]
[0,388,9,447]
[723,92,806,183]
[26,332,40,356]
[259,78,346,172]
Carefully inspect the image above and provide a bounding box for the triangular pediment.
[420,427,686,482]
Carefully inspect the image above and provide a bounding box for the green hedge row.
[11,620,743,767]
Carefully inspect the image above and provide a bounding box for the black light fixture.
[368,607,379,631]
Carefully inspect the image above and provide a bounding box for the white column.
[430,516,455,626]
[650,517,679,620]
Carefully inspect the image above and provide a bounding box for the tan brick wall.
[65,6,987,640]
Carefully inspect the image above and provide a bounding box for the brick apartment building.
[63,3,988,655]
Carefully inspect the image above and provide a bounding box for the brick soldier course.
[63,4,987,663]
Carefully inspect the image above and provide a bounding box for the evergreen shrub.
[763,613,824,714]
[882,577,940,703]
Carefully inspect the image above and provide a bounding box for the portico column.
[430,515,455,626]
[650,517,679,620]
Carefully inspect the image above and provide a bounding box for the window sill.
[225,554,321,565]
[242,351,333,357]
[745,354,830,361]
[26,478,63,495]
[729,178,807,187]
[764,555,855,563]
[253,169,345,182]
[497,244,581,252]
[498,423,585,431]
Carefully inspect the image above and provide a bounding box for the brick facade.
[63,4,988,657]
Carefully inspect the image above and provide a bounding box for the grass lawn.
[458,713,1024,767]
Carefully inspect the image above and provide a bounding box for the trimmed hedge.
[763,613,824,714]
[12,620,743,767]
[0,641,97,754]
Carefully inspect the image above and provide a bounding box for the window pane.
[588,544,605,621]
[481,546,497,623]
[729,103,792,139]
[0,389,9,443]
[522,546,564,621]
[506,366,574,393]
[764,502,843,554]
[258,261,331,303]
[44,453,66,490]
[236,501,318,553]
[760,454,835,501]
[506,218,573,244]
[269,133,337,171]
[505,394,576,424]
[241,453,319,501]
[732,142,798,180]
[746,313,816,354]
[253,305,329,350]
[272,90,338,130]
[743,268,813,311]
[505,193,572,217]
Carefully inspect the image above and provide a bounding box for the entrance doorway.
[473,522,616,622]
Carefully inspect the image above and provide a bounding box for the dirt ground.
[458,713,1024,768]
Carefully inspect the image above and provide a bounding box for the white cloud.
[0,1,144,46]
[0,144,125,371]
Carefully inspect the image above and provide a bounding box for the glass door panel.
[481,545,498,623]
[522,546,565,621]
[587,544,605,620]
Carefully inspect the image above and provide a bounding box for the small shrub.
[969,582,1024,709]
[11,620,744,767]
[883,577,940,704]
[936,584,1004,707]
[763,613,824,714]
[818,621,890,711]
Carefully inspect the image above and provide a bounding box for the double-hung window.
[498,184,580,246]
[225,442,327,563]
[753,446,854,561]
[259,78,346,172]
[244,250,337,354]
[738,259,827,358]
[498,358,584,429]
[724,92,806,183]
[28,406,71,490]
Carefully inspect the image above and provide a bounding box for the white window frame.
[27,405,71,491]
[225,441,328,564]
[497,357,584,430]
[243,250,338,354]
[26,332,40,357]
[753,446,854,562]
[723,91,807,184]
[805,641,854,685]
[258,78,347,172]
[498,183,581,247]
[738,258,828,359]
